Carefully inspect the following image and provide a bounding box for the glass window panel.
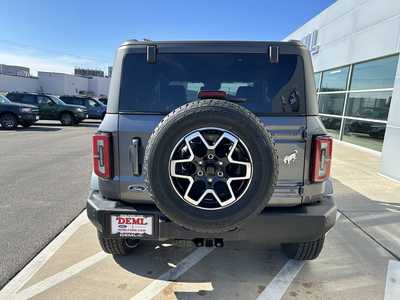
[343,119,386,151]
[120,53,306,114]
[345,91,392,121]
[320,66,349,92]
[318,93,345,115]
[320,116,341,139]
[350,55,399,90]
[314,72,321,92]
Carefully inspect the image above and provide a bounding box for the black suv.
[6,92,88,125]
[0,94,39,129]
[88,41,336,260]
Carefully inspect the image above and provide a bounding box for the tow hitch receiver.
[193,238,224,248]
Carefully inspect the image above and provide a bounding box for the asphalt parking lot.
[1,123,400,299]
[0,120,99,288]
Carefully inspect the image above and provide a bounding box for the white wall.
[38,72,89,96]
[285,0,400,71]
[63,74,88,95]
[38,72,68,95]
[88,76,110,97]
[0,74,38,93]
[381,56,400,181]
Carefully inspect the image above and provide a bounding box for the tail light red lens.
[310,135,332,183]
[198,90,227,99]
[92,132,112,179]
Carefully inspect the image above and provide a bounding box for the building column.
[380,59,400,181]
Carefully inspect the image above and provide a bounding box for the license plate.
[111,214,153,237]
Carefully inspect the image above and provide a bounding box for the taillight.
[310,135,332,183]
[198,90,227,99]
[92,132,112,179]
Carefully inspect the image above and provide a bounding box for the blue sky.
[0,0,335,75]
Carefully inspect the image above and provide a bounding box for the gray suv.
[87,41,336,260]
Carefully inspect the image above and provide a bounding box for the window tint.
[120,53,305,114]
[350,55,399,90]
[0,95,8,104]
[74,98,83,105]
[318,93,345,115]
[320,66,349,92]
[88,100,98,108]
[37,96,52,105]
[345,91,391,121]
[22,94,37,104]
[7,93,23,102]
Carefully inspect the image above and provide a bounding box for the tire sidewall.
[0,113,18,130]
[145,101,277,233]
[60,112,73,126]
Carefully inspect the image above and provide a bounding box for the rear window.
[119,53,305,114]
[8,93,37,104]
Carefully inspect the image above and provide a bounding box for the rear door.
[117,52,306,204]
[37,95,57,119]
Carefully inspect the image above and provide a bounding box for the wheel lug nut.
[198,161,203,165]
[197,171,203,176]
[208,178,212,183]
[218,161,223,166]
[207,154,214,159]
[217,171,224,177]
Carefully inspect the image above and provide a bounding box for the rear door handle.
[129,138,140,176]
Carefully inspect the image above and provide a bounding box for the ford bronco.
[87,40,336,260]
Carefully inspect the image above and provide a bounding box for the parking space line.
[257,211,341,300]
[256,260,305,300]
[14,252,108,300]
[384,260,400,300]
[0,210,88,297]
[130,247,214,300]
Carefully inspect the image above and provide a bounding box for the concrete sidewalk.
[332,141,400,205]
[332,140,400,258]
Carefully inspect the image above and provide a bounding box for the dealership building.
[0,68,110,98]
[285,0,400,181]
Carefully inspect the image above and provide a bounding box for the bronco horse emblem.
[283,150,298,165]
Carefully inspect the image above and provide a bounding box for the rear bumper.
[87,191,337,243]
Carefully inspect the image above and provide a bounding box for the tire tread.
[144,99,279,233]
[97,232,136,256]
[283,236,325,260]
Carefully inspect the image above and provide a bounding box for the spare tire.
[144,100,278,233]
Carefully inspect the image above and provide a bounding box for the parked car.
[60,96,106,119]
[0,94,39,129]
[98,97,108,106]
[6,92,88,125]
[87,40,336,260]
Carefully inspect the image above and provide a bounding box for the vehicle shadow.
[0,126,62,132]
[36,121,100,128]
[113,240,287,299]
[76,122,101,128]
